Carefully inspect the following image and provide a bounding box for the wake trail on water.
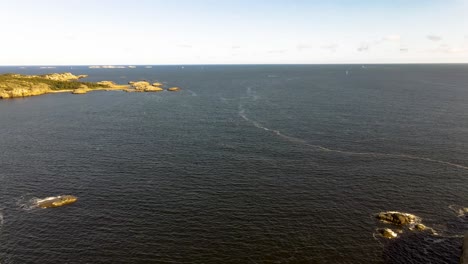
[0,209,4,229]
[238,86,468,171]
[16,196,41,211]
[186,89,198,96]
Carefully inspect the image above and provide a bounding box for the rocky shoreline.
[0,72,181,99]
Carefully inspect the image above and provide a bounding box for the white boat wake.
[0,207,4,235]
[238,86,468,171]
[186,89,198,96]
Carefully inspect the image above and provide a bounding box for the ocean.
[0,65,466,263]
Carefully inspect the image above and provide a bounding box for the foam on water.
[0,209,4,230]
[16,196,42,211]
[186,89,198,96]
[448,204,468,217]
[239,86,468,171]
[35,196,59,204]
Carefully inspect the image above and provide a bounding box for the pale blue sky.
[0,0,467,65]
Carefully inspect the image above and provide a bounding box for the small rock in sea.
[378,228,398,239]
[415,224,426,230]
[376,211,417,225]
[36,195,78,208]
[167,87,181,92]
[152,82,163,86]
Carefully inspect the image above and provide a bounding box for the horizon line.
[1,62,468,67]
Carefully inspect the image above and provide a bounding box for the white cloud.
[432,44,466,53]
[357,43,370,52]
[176,44,193,48]
[356,35,400,53]
[384,34,401,42]
[321,44,338,52]
[297,44,313,51]
[427,35,442,41]
[268,49,287,54]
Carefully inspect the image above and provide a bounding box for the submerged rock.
[167,87,180,92]
[415,224,426,230]
[36,195,78,208]
[378,228,398,239]
[377,211,418,225]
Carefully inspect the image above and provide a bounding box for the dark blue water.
[0,65,467,263]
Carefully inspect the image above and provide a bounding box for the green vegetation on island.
[0,72,182,99]
[0,73,109,98]
[0,73,104,89]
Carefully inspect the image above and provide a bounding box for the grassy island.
[0,73,128,99]
[0,75,105,90]
[0,73,106,98]
[0,72,180,99]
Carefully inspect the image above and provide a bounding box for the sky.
[0,0,467,65]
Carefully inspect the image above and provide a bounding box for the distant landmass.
[0,72,180,99]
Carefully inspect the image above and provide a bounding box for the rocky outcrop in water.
[167,87,181,92]
[415,223,426,230]
[378,228,398,239]
[36,195,78,208]
[377,211,418,225]
[131,81,152,91]
[130,81,164,92]
[375,211,439,240]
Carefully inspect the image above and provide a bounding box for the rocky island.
[35,195,78,209]
[375,211,437,239]
[0,72,181,99]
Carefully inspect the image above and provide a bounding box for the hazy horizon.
[2,62,468,66]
